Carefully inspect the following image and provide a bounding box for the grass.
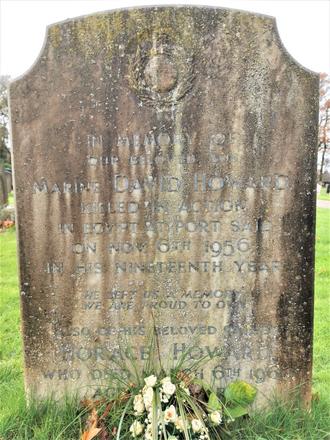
[0,208,329,439]
[313,208,330,401]
[233,398,330,439]
[7,192,14,206]
[318,186,330,201]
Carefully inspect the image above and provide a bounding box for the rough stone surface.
[9,6,319,405]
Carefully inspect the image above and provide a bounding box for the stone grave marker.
[4,169,13,194]
[9,7,319,404]
[0,165,8,206]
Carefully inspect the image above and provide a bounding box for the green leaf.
[224,404,248,419]
[224,380,257,406]
[177,397,192,440]
[208,392,222,411]
[152,391,158,440]
[116,396,133,440]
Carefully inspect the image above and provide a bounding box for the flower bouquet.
[81,341,257,440]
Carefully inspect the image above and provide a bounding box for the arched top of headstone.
[10,5,318,87]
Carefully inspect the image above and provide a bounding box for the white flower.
[133,394,145,415]
[161,376,172,383]
[142,387,154,410]
[191,418,203,433]
[161,379,176,397]
[130,420,144,437]
[144,423,152,440]
[174,416,185,432]
[209,410,222,425]
[168,436,178,440]
[144,375,157,387]
[164,405,177,423]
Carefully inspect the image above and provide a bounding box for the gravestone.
[0,165,8,206]
[9,7,319,405]
[4,169,13,194]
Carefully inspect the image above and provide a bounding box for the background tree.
[318,73,330,182]
[0,75,11,167]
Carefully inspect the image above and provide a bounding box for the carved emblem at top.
[129,33,195,108]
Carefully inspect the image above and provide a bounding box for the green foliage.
[221,380,257,421]
[224,381,257,407]
[207,392,222,411]
[0,395,83,440]
[0,75,10,164]
[313,207,330,405]
[227,405,249,421]
[231,396,330,439]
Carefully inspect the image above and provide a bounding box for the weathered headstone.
[10,7,319,404]
[4,169,13,194]
[0,165,8,206]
